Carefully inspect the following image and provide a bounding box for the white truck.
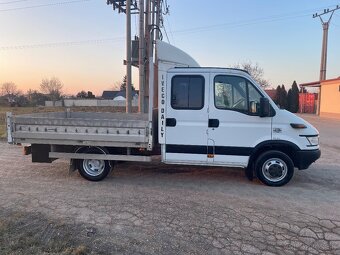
[6,41,321,186]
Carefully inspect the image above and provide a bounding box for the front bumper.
[294,149,321,170]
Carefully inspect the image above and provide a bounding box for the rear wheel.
[255,150,294,186]
[77,147,112,181]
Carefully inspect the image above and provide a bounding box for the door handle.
[166,118,177,127]
[208,119,219,128]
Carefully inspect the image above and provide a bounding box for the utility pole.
[144,0,151,113]
[106,0,138,113]
[138,0,145,113]
[313,5,340,81]
[106,0,166,114]
[147,0,154,118]
[313,5,340,115]
[126,0,132,113]
[153,0,161,107]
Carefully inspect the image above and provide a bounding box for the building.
[300,77,340,118]
[264,89,277,101]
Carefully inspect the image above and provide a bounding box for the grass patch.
[0,209,93,255]
[0,125,5,138]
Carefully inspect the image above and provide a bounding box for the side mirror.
[259,97,270,117]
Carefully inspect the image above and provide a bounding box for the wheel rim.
[261,158,288,182]
[83,159,105,177]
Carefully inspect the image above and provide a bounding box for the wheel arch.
[73,146,113,168]
[248,140,300,169]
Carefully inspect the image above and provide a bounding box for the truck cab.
[157,42,321,186]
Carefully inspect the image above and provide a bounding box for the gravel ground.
[0,114,340,255]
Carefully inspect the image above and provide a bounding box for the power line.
[0,0,92,12]
[166,4,340,37]
[162,25,170,43]
[0,0,36,4]
[164,15,174,44]
[0,37,125,51]
[175,12,315,35]
[161,0,173,44]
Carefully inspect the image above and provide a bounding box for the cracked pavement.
[0,115,340,254]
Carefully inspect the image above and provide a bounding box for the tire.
[77,147,112,182]
[255,150,294,187]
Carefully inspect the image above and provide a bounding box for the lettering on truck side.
[159,74,166,142]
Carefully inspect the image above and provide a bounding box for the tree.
[118,75,136,91]
[1,82,18,96]
[40,77,63,101]
[280,85,288,110]
[275,85,288,109]
[275,85,281,106]
[16,94,29,107]
[27,89,49,106]
[76,90,96,98]
[287,89,293,112]
[1,82,20,106]
[232,61,270,88]
[290,81,299,113]
[76,91,88,98]
[87,91,95,98]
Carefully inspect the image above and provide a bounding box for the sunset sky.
[0,0,340,96]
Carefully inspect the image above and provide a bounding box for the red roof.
[264,89,276,100]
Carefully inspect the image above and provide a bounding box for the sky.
[0,0,339,96]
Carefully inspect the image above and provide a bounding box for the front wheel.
[255,150,294,187]
[77,147,112,181]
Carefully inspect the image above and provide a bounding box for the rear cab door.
[164,70,209,164]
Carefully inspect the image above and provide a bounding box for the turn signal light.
[290,123,307,129]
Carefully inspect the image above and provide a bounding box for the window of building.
[171,75,204,110]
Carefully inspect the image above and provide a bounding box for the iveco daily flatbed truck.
[6,41,321,186]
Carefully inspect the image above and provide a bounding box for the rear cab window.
[171,75,205,110]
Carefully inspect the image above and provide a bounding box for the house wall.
[320,79,340,118]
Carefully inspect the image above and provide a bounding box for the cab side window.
[214,75,264,115]
[171,75,204,110]
[214,75,248,112]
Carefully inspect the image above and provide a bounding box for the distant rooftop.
[102,90,139,99]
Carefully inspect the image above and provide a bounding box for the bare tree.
[40,77,63,101]
[1,82,18,96]
[232,61,270,88]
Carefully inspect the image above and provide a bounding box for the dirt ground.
[0,114,340,255]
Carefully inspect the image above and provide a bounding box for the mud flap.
[69,159,77,174]
[245,164,254,181]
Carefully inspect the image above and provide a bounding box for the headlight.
[306,136,319,146]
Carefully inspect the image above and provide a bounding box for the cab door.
[207,73,272,167]
[164,73,209,164]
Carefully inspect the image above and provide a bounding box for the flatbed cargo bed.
[7,111,150,148]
